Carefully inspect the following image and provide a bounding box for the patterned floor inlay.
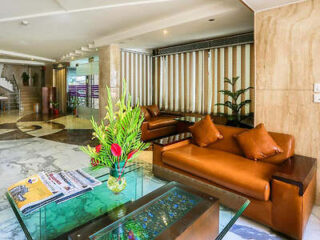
[0,123,17,129]
[41,129,97,146]
[17,121,65,137]
[0,129,34,140]
[50,115,93,129]
[0,129,16,135]
[17,113,65,122]
[0,112,94,144]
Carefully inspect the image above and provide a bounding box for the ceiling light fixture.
[208,18,215,22]
[163,29,168,35]
[21,20,29,26]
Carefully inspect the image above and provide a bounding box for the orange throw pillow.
[147,105,160,117]
[189,115,223,147]
[234,123,283,161]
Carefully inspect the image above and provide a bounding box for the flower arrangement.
[81,80,149,192]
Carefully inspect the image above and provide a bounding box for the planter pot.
[53,109,59,115]
[107,162,127,193]
[23,80,29,86]
[73,108,77,117]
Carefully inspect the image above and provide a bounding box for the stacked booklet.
[7,169,101,215]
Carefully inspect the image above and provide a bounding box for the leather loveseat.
[140,105,180,141]
[153,124,316,239]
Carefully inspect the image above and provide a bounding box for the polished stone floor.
[0,110,319,240]
[0,111,96,146]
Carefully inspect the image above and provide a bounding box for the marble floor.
[0,110,319,240]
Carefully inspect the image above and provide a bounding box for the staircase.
[20,87,41,112]
[0,76,20,111]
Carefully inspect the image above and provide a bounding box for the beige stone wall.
[255,0,320,204]
[99,44,121,121]
[44,64,54,87]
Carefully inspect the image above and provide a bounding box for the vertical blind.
[153,43,254,115]
[120,51,153,106]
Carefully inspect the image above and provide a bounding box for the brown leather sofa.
[153,124,316,240]
[140,105,180,141]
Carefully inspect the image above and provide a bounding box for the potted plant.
[50,101,59,115]
[21,72,30,86]
[71,97,79,117]
[81,80,149,193]
[215,77,253,125]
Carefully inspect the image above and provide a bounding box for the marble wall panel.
[255,0,320,204]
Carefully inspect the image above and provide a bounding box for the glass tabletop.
[7,162,250,240]
[6,163,144,240]
[152,165,250,240]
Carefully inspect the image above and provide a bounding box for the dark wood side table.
[153,132,192,146]
[175,116,203,133]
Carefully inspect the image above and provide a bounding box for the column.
[99,44,121,122]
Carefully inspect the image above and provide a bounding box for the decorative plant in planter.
[21,72,30,86]
[50,101,59,115]
[70,96,79,116]
[81,81,150,193]
[215,77,253,122]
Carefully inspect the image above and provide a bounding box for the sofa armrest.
[272,155,317,196]
[141,121,149,141]
[153,139,191,166]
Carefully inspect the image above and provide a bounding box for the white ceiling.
[242,0,306,12]
[0,0,254,62]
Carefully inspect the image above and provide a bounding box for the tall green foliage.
[215,77,253,116]
[81,80,150,168]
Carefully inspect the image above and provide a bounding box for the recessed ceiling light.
[208,18,215,22]
[163,29,168,35]
[31,58,34,61]
[21,20,29,26]
[96,48,98,51]
[71,56,74,60]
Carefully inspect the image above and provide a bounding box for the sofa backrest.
[207,124,295,164]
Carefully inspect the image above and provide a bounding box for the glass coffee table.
[6,163,249,240]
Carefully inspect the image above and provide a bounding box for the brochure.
[8,169,101,215]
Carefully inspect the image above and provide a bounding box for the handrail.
[0,77,14,92]
[0,74,21,110]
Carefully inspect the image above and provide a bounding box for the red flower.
[127,150,137,160]
[111,143,122,157]
[91,158,100,167]
[95,145,102,153]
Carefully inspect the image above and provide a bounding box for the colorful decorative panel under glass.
[90,187,202,240]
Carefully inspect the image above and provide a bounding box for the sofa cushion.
[140,106,151,121]
[148,117,177,130]
[189,115,223,147]
[162,144,278,201]
[209,125,294,165]
[147,105,160,117]
[234,123,283,161]
[261,132,295,164]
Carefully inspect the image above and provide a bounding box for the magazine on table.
[48,169,101,203]
[8,169,101,215]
